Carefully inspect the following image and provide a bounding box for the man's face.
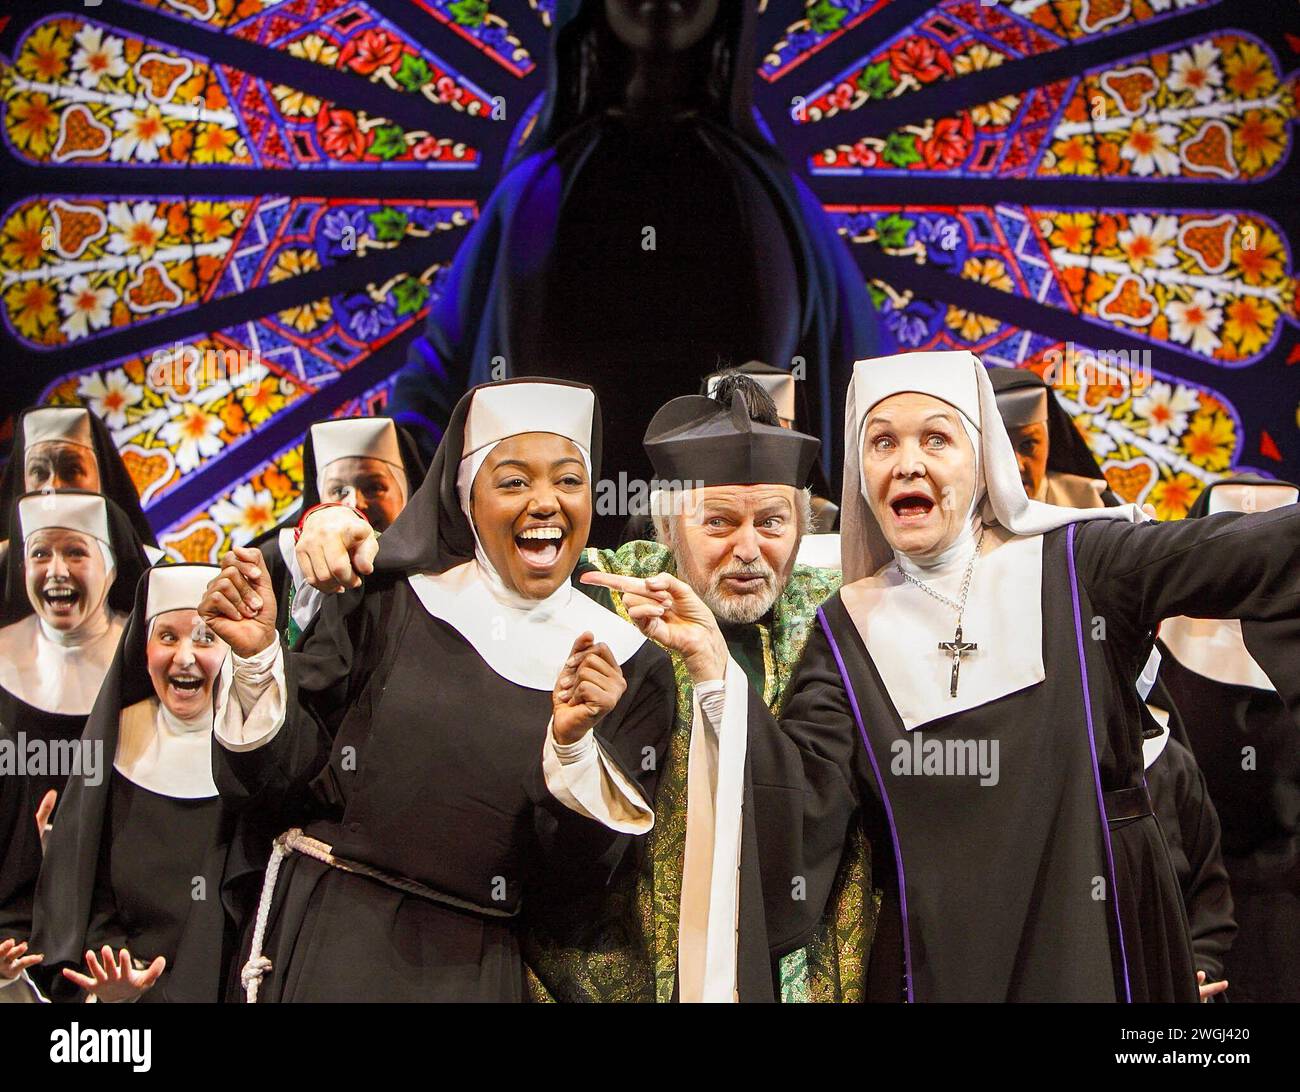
[470,432,592,600]
[862,393,977,559]
[1007,422,1049,498]
[604,0,721,54]
[671,484,800,624]
[146,609,228,721]
[318,456,405,532]
[24,441,101,492]
[24,528,111,632]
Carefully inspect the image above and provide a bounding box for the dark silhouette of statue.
[392,0,878,542]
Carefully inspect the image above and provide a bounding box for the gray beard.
[699,564,783,625]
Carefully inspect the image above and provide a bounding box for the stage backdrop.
[1,0,1296,560]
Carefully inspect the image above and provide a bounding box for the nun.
[199,378,674,1001]
[587,350,1300,1002]
[1156,474,1300,1002]
[29,563,250,1002]
[0,407,158,561]
[254,416,425,644]
[0,491,148,997]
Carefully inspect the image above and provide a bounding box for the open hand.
[552,632,626,745]
[199,546,277,658]
[62,946,164,1003]
[295,506,377,593]
[0,938,42,981]
[580,571,727,683]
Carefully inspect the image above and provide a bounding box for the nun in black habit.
[201,379,674,1001]
[31,564,248,1003]
[587,350,1300,1002]
[1156,475,1300,1002]
[390,0,878,539]
[0,407,158,559]
[0,491,148,998]
[252,416,426,645]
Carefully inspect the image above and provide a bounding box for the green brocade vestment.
[524,540,877,1002]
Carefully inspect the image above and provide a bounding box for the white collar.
[0,610,125,715]
[407,560,644,690]
[114,697,218,799]
[841,525,1045,730]
[1159,616,1274,692]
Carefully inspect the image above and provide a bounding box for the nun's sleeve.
[677,620,860,1002]
[541,725,653,833]
[1077,505,1300,718]
[212,585,375,806]
[527,644,673,879]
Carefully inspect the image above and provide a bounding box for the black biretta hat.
[644,391,819,489]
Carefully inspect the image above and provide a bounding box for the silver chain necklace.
[896,528,984,697]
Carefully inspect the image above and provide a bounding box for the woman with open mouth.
[31,564,256,1004]
[200,378,673,1001]
[588,350,1300,1003]
[0,491,148,1001]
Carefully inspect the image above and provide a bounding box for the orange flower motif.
[1181,413,1235,471]
[1148,472,1201,521]
[8,94,59,158]
[5,280,58,341]
[17,24,71,82]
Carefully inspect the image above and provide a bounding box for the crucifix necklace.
[896,528,984,697]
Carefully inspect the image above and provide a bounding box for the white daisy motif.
[1167,290,1224,355]
[70,24,127,90]
[58,275,115,341]
[1168,42,1223,106]
[1084,422,1119,459]
[1120,119,1181,177]
[1117,214,1179,271]
[109,106,170,164]
[1132,381,1200,443]
[107,201,167,259]
[160,402,224,472]
[210,483,278,546]
[78,367,144,430]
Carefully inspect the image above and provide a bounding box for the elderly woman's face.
[24,528,111,632]
[471,433,592,600]
[24,441,100,492]
[146,609,228,720]
[862,393,977,558]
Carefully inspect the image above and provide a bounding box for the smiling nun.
[30,564,253,1003]
[200,378,673,1001]
[0,491,148,993]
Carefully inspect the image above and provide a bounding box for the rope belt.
[240,827,515,1003]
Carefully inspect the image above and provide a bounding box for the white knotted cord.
[240,829,295,1004]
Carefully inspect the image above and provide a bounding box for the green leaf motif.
[368,207,409,241]
[856,60,896,100]
[867,282,888,310]
[881,130,922,168]
[393,277,429,317]
[367,124,408,162]
[875,214,915,250]
[448,0,489,27]
[394,54,432,93]
[807,0,846,35]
